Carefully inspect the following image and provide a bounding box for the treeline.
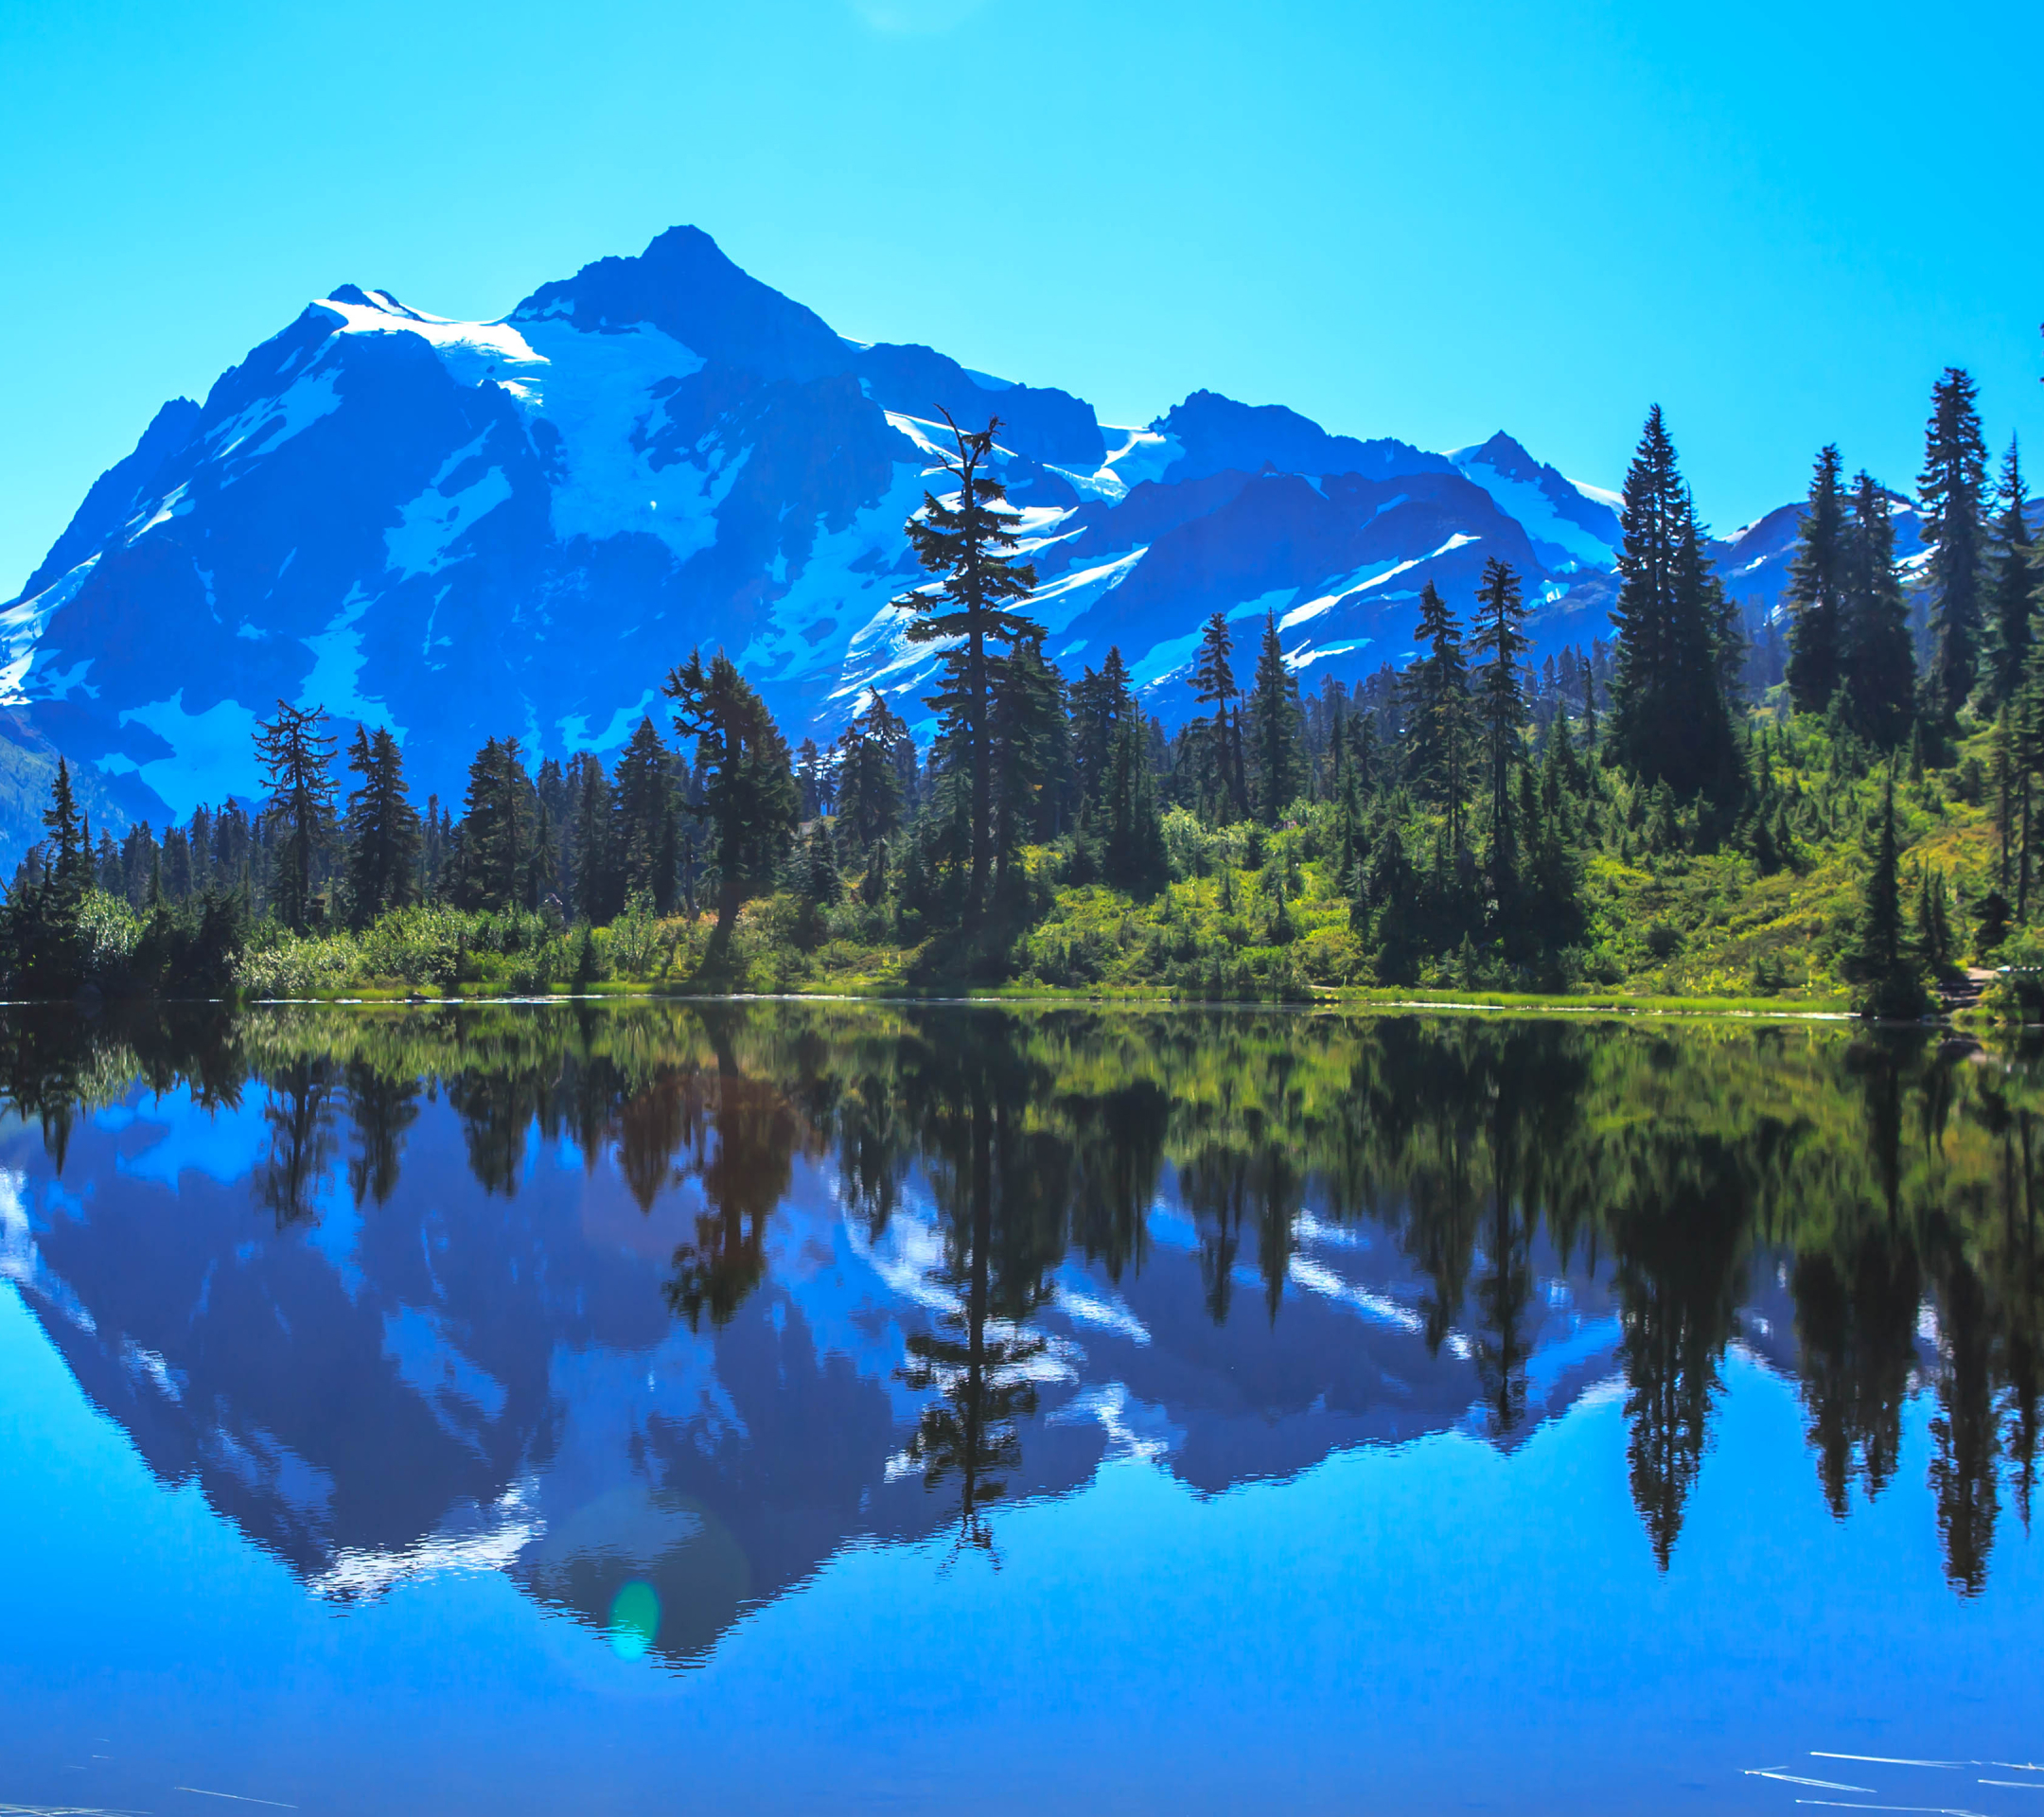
[3,374,2036,1002]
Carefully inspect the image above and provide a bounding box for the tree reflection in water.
[1,1000,2041,1596]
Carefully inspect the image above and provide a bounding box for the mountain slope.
[2,224,1755,856]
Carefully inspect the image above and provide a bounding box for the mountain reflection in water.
[0,1002,2037,1667]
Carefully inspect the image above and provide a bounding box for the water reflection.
[0,1002,2039,1663]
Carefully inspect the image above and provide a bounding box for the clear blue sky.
[3,0,2039,596]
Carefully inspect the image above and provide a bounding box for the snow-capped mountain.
[0,223,1759,854]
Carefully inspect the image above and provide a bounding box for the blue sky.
[2,0,2039,595]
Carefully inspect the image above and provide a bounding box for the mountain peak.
[511,224,853,383]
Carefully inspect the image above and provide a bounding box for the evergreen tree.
[1920,366,1990,721]
[1245,612,1304,823]
[1838,472,1916,748]
[342,724,422,928]
[1853,768,1924,1016]
[612,716,678,912]
[1096,718,1169,896]
[568,754,614,922]
[456,736,532,911]
[988,629,1068,891]
[1988,436,2036,707]
[1401,582,1471,849]
[662,648,799,943]
[835,692,907,850]
[40,757,89,903]
[254,701,338,932]
[1471,556,1530,889]
[1070,647,1137,812]
[895,413,1041,928]
[1786,444,1848,714]
[1190,611,1245,820]
[1608,408,1739,802]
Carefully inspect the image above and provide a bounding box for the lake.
[0,1001,2036,1814]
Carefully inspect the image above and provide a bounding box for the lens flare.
[608,1579,660,1661]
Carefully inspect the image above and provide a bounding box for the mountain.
[0,222,1793,857]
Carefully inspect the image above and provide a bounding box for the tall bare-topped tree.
[895,412,1040,928]
[255,700,338,932]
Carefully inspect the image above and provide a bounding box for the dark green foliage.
[1608,408,1740,803]
[662,647,799,941]
[896,413,1042,927]
[255,701,338,932]
[1838,473,1917,749]
[1987,436,2035,708]
[611,717,678,913]
[1851,769,1927,1017]
[836,691,908,851]
[1471,556,1530,889]
[1787,444,1847,714]
[1190,611,1245,820]
[343,725,422,928]
[456,736,535,912]
[1920,366,1990,722]
[1246,612,1304,823]
[1401,582,1471,848]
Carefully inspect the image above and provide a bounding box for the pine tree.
[1245,613,1304,823]
[662,648,799,943]
[1098,718,1169,896]
[1838,472,1916,749]
[1920,366,1990,721]
[1608,408,1739,802]
[1471,556,1530,889]
[1988,436,2036,708]
[895,413,1041,928]
[254,701,338,932]
[1401,581,1471,849]
[342,724,422,928]
[1786,444,1848,714]
[1190,611,1245,820]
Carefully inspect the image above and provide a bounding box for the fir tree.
[662,648,799,943]
[40,757,89,903]
[1608,407,1739,802]
[895,413,1041,928]
[254,701,338,932]
[1838,472,1916,749]
[1988,436,2036,707]
[612,716,678,912]
[1401,582,1471,849]
[342,724,422,928]
[1190,611,1245,820]
[1471,556,1530,889]
[1852,767,1923,1016]
[568,754,614,923]
[835,691,907,851]
[988,629,1068,892]
[1786,444,1848,714]
[456,736,532,911]
[1245,612,1304,823]
[1070,647,1137,812]
[1920,366,1990,721]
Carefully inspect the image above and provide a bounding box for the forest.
[5,369,2040,1015]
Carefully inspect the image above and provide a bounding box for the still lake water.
[0,1001,2036,1815]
